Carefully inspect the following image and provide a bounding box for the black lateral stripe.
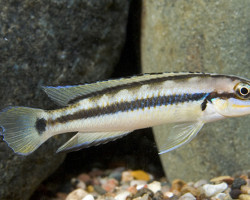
[68,73,242,104]
[49,92,213,125]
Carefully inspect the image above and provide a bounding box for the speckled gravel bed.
[35,167,250,200]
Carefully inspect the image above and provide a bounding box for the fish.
[0,72,249,156]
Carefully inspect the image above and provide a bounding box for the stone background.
[0,0,129,199]
[141,0,250,181]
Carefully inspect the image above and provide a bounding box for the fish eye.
[240,87,248,95]
[235,82,250,99]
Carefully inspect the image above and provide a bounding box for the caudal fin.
[0,106,48,155]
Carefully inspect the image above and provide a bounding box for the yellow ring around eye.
[234,82,250,100]
[239,87,249,96]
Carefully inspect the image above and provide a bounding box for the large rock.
[141,0,250,181]
[0,0,129,199]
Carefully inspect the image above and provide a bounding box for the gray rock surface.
[0,0,129,199]
[141,0,250,181]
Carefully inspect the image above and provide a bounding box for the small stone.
[239,194,250,200]
[71,178,86,190]
[109,171,122,182]
[102,178,119,193]
[66,188,88,200]
[212,193,227,200]
[203,182,228,197]
[130,180,147,187]
[171,179,187,196]
[179,192,196,200]
[148,181,161,193]
[180,185,200,197]
[87,185,94,193]
[78,173,91,184]
[171,179,187,191]
[232,178,247,190]
[194,180,208,188]
[230,189,242,199]
[132,197,141,200]
[131,170,150,181]
[94,185,107,195]
[141,193,150,200]
[114,191,131,200]
[127,185,137,195]
[82,194,95,200]
[164,191,174,198]
[210,176,234,185]
[222,193,234,200]
[56,192,68,199]
[241,185,250,194]
[134,188,154,198]
[153,191,164,200]
[122,171,134,182]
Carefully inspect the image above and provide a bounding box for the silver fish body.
[0,72,249,155]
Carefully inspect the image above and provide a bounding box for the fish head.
[212,78,250,117]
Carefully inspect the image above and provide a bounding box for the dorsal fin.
[42,74,157,106]
[42,72,206,106]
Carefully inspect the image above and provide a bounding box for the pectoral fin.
[158,121,204,154]
[57,131,133,153]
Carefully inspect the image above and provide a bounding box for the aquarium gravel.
[32,167,250,200]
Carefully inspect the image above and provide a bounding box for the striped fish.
[0,72,249,155]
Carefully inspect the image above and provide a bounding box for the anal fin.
[57,131,133,153]
[157,121,204,154]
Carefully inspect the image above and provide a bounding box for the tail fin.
[0,106,48,155]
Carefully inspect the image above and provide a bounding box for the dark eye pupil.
[240,87,248,95]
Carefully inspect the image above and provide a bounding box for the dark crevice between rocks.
[30,1,164,199]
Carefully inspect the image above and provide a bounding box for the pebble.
[71,178,86,190]
[131,170,150,181]
[232,178,247,190]
[102,178,119,192]
[180,185,200,197]
[122,171,134,182]
[130,180,147,188]
[115,191,131,200]
[193,179,208,188]
[127,185,138,195]
[153,191,164,200]
[141,193,150,200]
[171,179,187,196]
[179,192,196,200]
[82,194,95,200]
[148,181,161,193]
[230,189,242,199]
[110,171,122,182]
[172,179,187,191]
[94,185,107,195]
[134,188,154,198]
[202,182,228,197]
[241,185,250,194]
[66,188,88,200]
[210,176,234,185]
[78,173,91,184]
[212,193,227,200]
[87,185,94,193]
[239,194,250,200]
[164,191,174,198]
